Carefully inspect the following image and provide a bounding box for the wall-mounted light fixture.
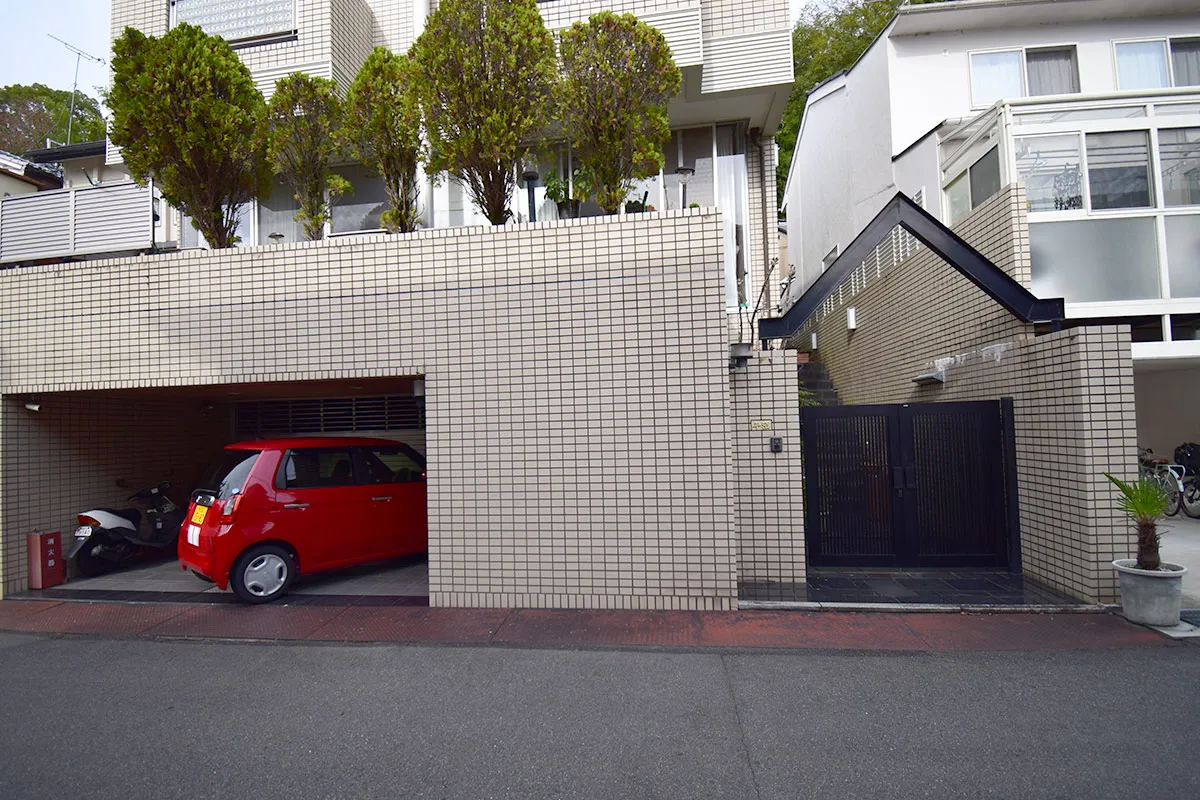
[412,379,425,398]
[24,402,42,412]
[846,306,858,331]
[810,332,818,350]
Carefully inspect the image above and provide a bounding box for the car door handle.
[283,503,309,509]
[372,496,392,502]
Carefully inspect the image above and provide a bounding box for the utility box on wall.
[27,531,64,589]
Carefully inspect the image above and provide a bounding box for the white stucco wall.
[786,39,895,300]
[891,128,941,221]
[0,174,38,198]
[888,15,1200,156]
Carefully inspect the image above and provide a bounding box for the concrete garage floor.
[20,556,430,605]
[1160,514,1200,608]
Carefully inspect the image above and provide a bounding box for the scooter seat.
[98,508,142,528]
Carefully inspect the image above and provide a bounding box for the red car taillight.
[219,494,243,523]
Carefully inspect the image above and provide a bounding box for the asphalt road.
[0,633,1197,799]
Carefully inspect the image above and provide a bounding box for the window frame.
[968,44,1081,109]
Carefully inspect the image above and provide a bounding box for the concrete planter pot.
[1113,559,1187,626]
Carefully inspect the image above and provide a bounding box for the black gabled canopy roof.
[758,192,1065,343]
[22,139,106,163]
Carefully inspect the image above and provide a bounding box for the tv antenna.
[47,34,106,145]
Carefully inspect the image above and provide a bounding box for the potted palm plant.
[1106,472,1188,626]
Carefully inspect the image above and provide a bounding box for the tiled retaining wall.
[731,351,804,586]
[788,185,1137,604]
[0,210,797,609]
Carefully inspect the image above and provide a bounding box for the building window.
[331,165,387,233]
[969,46,1080,106]
[970,51,1024,107]
[1116,41,1170,90]
[1160,128,1200,207]
[172,0,296,44]
[1026,47,1080,96]
[945,146,1001,224]
[1086,131,1154,210]
[1174,39,1200,87]
[257,177,303,244]
[1115,38,1200,90]
[1016,134,1084,212]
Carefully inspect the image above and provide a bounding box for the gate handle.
[892,467,905,489]
[904,465,917,489]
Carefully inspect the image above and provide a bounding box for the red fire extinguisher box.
[27,531,64,589]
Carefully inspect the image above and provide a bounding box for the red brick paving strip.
[492,610,702,647]
[308,606,509,644]
[698,611,930,650]
[0,600,1175,651]
[141,604,348,640]
[1,601,187,636]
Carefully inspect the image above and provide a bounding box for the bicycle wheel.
[1183,480,1200,519]
[1163,475,1181,517]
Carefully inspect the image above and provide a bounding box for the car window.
[360,445,426,484]
[278,448,358,489]
[200,451,261,500]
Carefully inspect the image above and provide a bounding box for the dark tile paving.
[740,569,1083,606]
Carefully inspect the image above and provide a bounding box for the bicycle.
[1138,447,1182,517]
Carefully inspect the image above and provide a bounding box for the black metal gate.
[802,399,1018,569]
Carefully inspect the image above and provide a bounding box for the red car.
[178,437,427,603]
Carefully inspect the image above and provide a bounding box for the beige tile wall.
[731,350,803,585]
[787,185,1137,604]
[0,211,755,610]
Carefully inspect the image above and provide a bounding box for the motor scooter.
[68,482,187,577]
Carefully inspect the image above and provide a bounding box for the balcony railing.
[0,182,154,265]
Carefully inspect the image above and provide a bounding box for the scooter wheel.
[75,541,111,578]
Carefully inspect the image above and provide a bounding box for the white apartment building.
[781,0,1200,457]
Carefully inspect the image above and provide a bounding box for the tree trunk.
[1136,520,1160,571]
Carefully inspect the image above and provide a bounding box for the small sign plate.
[750,420,774,431]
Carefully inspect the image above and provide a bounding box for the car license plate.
[186,524,201,547]
[190,505,208,524]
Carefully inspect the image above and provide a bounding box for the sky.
[0,0,809,99]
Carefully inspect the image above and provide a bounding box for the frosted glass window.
[1166,215,1200,298]
[1172,39,1200,87]
[1086,131,1153,210]
[257,178,303,244]
[945,172,970,225]
[970,51,1024,107]
[1016,135,1083,212]
[331,165,387,233]
[1030,218,1161,302]
[1026,47,1080,96]
[1116,41,1170,91]
[1160,128,1200,207]
[174,0,295,42]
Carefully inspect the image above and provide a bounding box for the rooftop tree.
[343,47,424,234]
[108,23,270,250]
[559,12,680,215]
[266,72,348,241]
[412,0,556,225]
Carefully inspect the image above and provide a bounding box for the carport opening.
[4,377,430,603]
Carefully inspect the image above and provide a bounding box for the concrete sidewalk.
[0,598,1175,651]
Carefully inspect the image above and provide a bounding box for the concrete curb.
[739,600,1118,614]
